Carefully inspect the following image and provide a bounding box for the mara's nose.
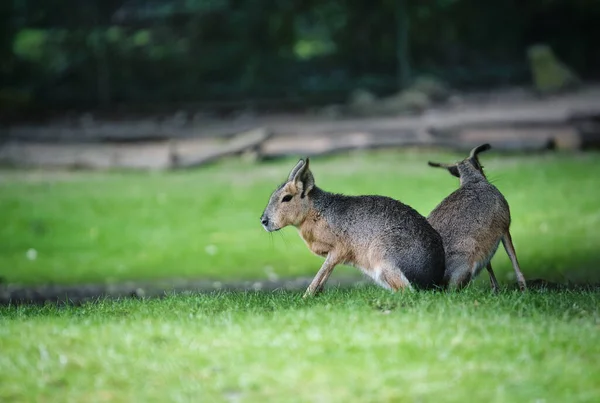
[261,217,269,226]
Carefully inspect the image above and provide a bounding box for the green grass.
[1,288,599,402]
[1,149,600,285]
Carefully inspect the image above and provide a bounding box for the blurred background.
[1,0,599,114]
[1,0,600,302]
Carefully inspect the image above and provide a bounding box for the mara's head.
[260,158,315,232]
[428,144,491,182]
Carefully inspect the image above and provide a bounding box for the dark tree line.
[1,0,599,111]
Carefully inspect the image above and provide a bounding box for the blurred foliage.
[527,44,581,94]
[1,0,599,110]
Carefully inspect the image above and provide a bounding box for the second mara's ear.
[292,157,315,196]
[469,143,491,159]
[428,161,460,178]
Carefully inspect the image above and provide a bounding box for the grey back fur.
[261,158,446,297]
[427,144,527,291]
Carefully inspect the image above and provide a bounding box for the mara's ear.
[292,157,315,197]
[287,159,306,182]
[428,161,460,178]
[469,143,491,159]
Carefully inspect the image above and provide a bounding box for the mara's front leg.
[303,253,339,298]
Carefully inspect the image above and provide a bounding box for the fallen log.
[0,127,272,170]
[260,129,432,159]
[0,141,173,170]
[170,127,272,169]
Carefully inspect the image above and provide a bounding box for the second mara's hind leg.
[444,254,472,291]
[447,270,472,290]
[502,231,527,291]
[486,263,500,293]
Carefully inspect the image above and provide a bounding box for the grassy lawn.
[2,150,600,402]
[1,287,599,402]
[1,149,600,286]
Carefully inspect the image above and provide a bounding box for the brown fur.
[427,144,527,292]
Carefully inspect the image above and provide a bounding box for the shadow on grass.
[1,275,599,306]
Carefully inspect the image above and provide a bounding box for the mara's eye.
[281,194,293,203]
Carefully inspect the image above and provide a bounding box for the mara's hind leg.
[486,263,500,293]
[501,231,527,291]
[378,265,413,292]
